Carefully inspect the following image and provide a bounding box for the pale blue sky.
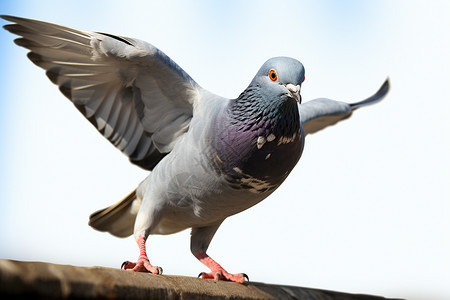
[1,1,449,300]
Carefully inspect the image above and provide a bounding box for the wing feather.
[111,99,133,145]
[2,15,201,170]
[300,79,389,135]
[104,93,123,139]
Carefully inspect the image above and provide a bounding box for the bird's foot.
[198,269,249,283]
[121,255,163,274]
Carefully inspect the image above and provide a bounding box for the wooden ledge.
[0,259,401,299]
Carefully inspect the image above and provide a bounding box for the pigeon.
[2,15,389,283]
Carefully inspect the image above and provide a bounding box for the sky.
[1,1,449,299]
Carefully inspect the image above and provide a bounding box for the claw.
[121,261,129,269]
[156,266,163,275]
[214,272,221,281]
[198,272,205,278]
[241,273,249,282]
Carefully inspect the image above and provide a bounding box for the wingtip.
[1,15,28,32]
[349,77,391,109]
[1,15,13,31]
[374,77,390,99]
[381,77,390,93]
[1,15,19,23]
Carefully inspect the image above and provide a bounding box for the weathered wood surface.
[0,259,401,299]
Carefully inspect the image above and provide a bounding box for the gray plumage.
[300,80,389,135]
[2,15,389,282]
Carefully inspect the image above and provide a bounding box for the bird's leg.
[191,224,248,283]
[194,251,248,283]
[121,235,162,274]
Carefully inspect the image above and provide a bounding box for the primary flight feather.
[2,15,389,283]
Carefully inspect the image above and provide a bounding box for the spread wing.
[2,15,201,170]
[299,78,390,135]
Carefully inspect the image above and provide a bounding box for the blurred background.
[1,1,449,299]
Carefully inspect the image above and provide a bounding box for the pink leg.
[121,235,162,274]
[195,252,248,283]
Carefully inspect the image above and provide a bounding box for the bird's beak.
[286,83,301,103]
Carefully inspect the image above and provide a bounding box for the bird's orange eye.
[302,76,305,83]
[269,69,278,81]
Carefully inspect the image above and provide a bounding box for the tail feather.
[89,189,140,238]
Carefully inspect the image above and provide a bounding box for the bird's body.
[2,15,389,283]
[136,73,304,236]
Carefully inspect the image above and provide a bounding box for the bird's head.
[251,56,305,104]
[230,56,305,134]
